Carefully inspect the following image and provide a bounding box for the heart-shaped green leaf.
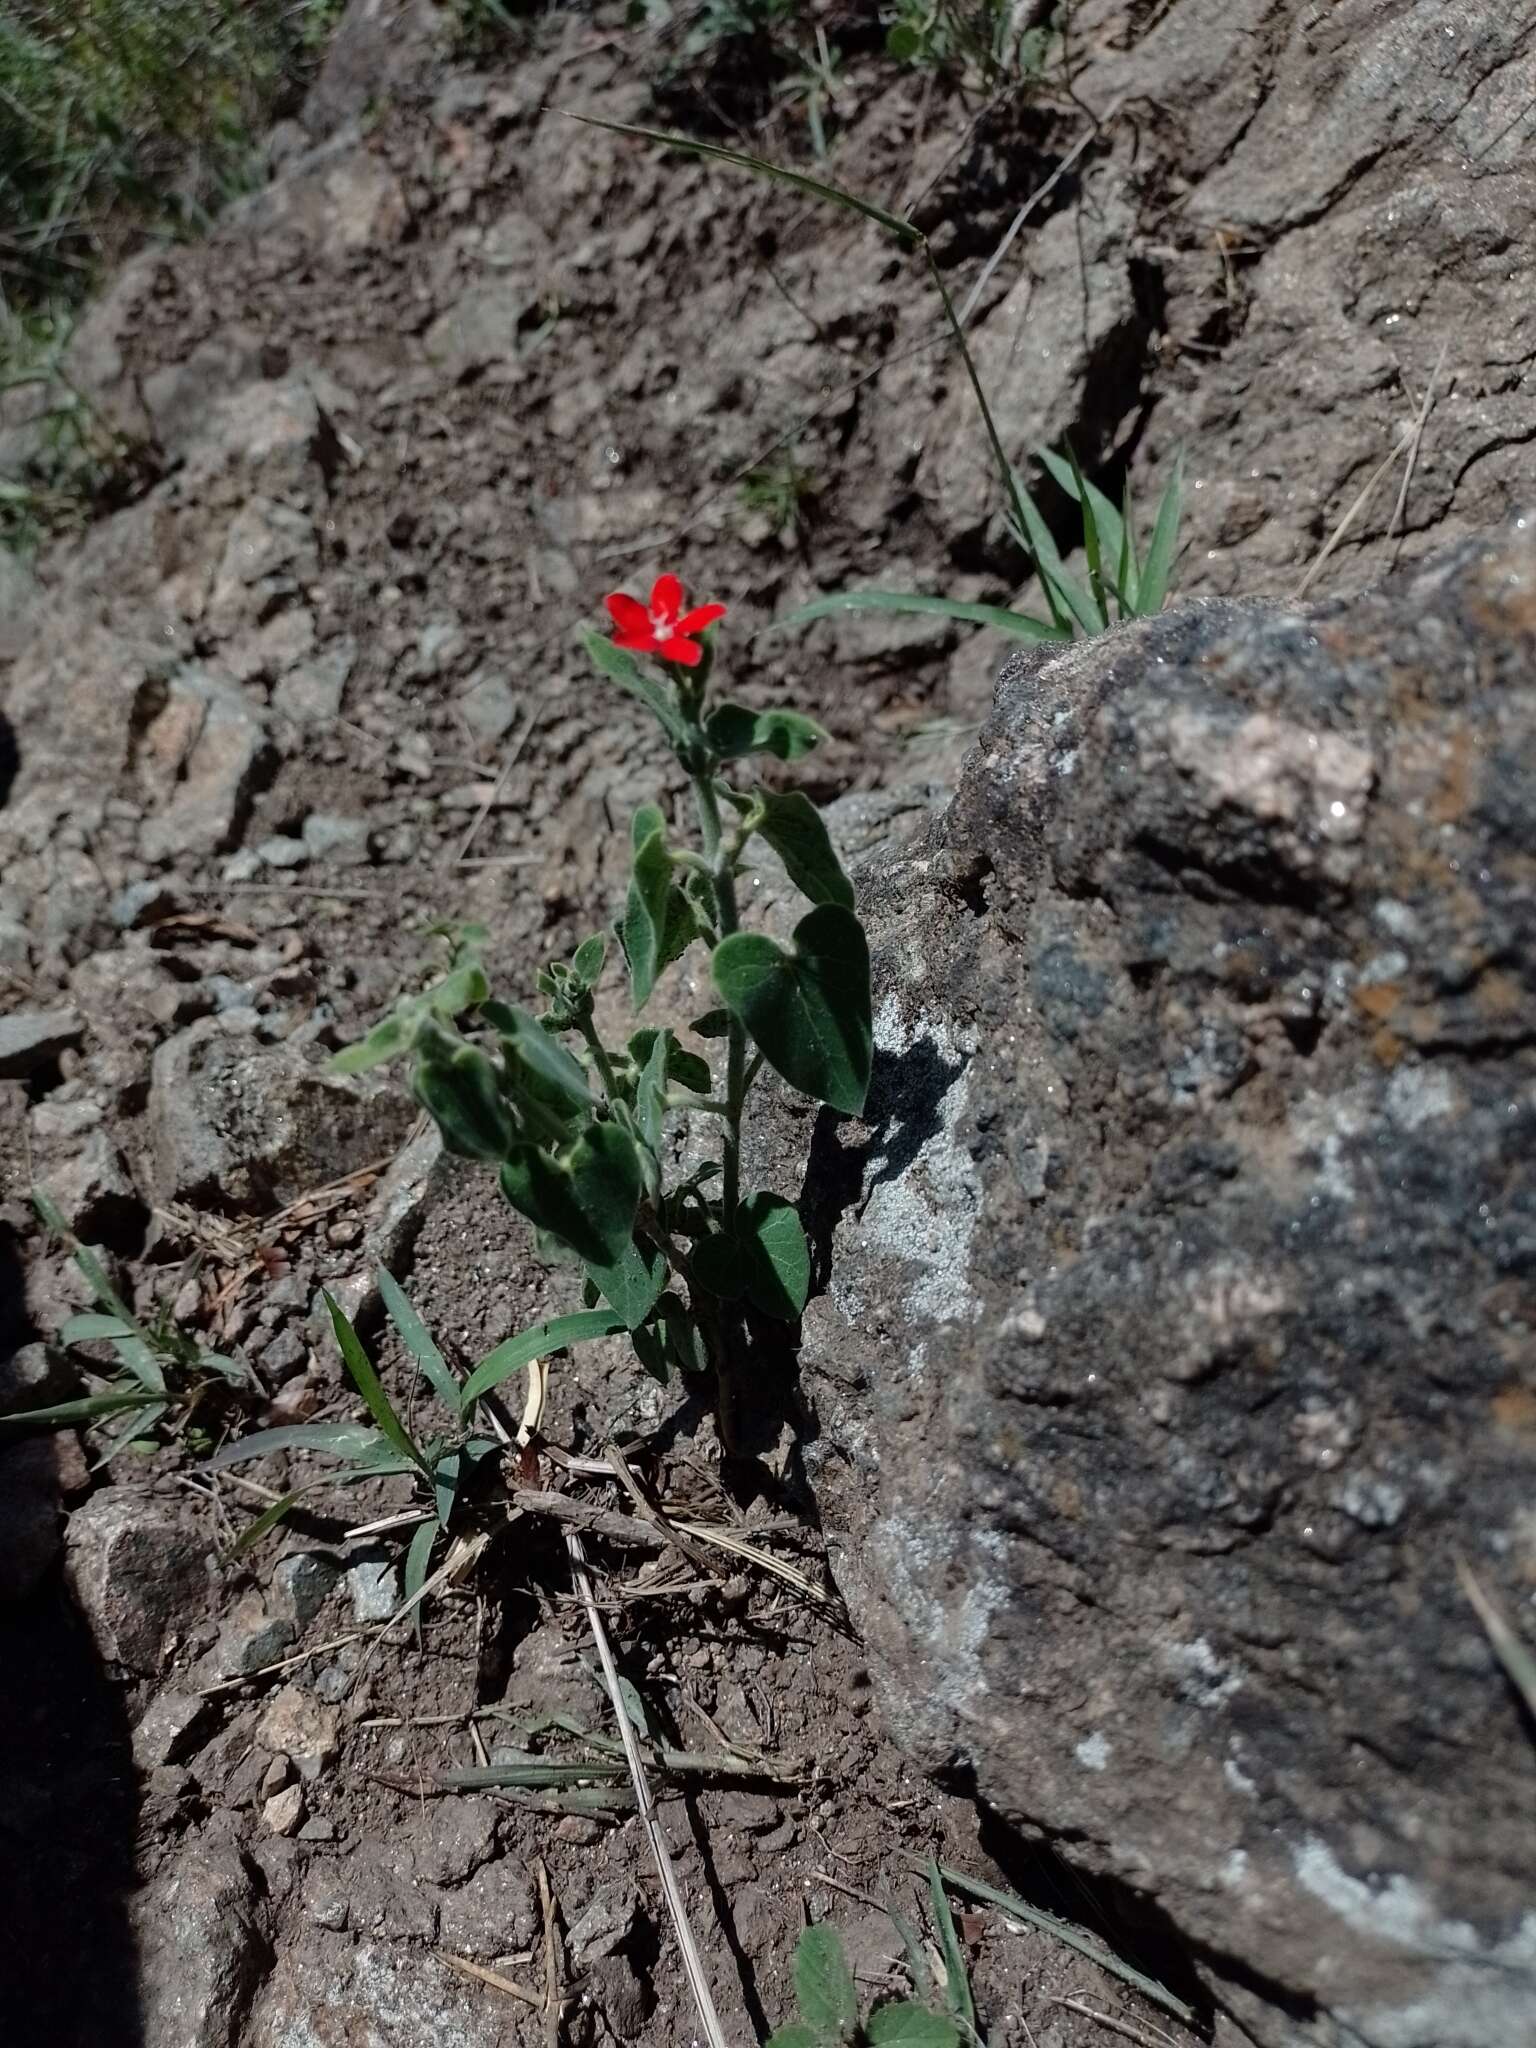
[705,702,827,762]
[739,1192,810,1318]
[712,904,871,1115]
[691,1194,809,1320]
[498,1121,641,1268]
[752,789,854,909]
[690,1230,750,1302]
[585,1238,667,1331]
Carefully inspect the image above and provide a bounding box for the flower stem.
[576,1013,621,1103]
[690,772,746,1230]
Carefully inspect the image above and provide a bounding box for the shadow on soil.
[0,1200,143,2044]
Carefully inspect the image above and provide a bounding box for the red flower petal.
[649,573,684,625]
[658,633,704,667]
[613,627,656,652]
[675,602,726,635]
[605,591,650,634]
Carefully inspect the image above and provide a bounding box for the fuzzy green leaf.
[329,1010,412,1074]
[690,1231,750,1302]
[499,1121,642,1269]
[325,1291,428,1474]
[753,788,855,910]
[867,2007,961,2048]
[765,2029,820,2048]
[712,905,871,1115]
[794,1924,858,2045]
[705,702,828,761]
[459,1307,627,1410]
[630,1320,669,1383]
[739,1192,810,1319]
[624,824,674,1011]
[412,1030,514,1162]
[582,630,687,743]
[690,1007,730,1039]
[572,933,608,988]
[584,1239,667,1332]
[774,589,1064,641]
[628,1029,712,1096]
[482,1001,597,1114]
[635,1026,673,1157]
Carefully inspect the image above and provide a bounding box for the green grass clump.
[884,0,1060,89]
[0,0,343,318]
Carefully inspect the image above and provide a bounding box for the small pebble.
[263,1784,305,1836]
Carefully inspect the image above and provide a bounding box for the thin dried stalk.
[564,1527,731,2048]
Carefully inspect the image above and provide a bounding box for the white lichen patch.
[1074,1730,1111,1771]
[868,1513,1009,1722]
[1294,1842,1536,2048]
[1161,1634,1244,1710]
[1385,1062,1461,1131]
[1160,708,1375,847]
[856,996,981,1326]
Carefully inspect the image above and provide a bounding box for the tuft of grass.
[0,0,344,319]
[0,304,153,553]
[740,450,820,540]
[884,0,1061,91]
[1,1189,259,1462]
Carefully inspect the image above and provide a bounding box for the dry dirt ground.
[1,3,1533,2045]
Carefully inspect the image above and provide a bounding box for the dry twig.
[565,1527,731,2048]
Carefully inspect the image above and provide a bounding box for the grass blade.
[774,590,1065,641]
[1006,476,1099,636]
[324,1290,428,1474]
[1137,454,1183,614]
[1064,442,1108,630]
[1458,1555,1536,1724]
[1037,447,1127,579]
[927,1860,975,2033]
[378,1267,459,1411]
[562,112,920,246]
[459,1308,626,1412]
[404,1515,437,1648]
[58,1313,136,1343]
[934,1864,1196,2027]
[201,1419,391,1472]
[1117,474,1139,614]
[229,1488,306,1558]
[0,1390,165,1428]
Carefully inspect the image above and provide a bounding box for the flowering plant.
[333,577,872,1415]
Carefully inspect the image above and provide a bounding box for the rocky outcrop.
[767,518,1536,2048]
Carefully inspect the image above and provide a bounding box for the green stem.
[690,773,747,1229]
[575,1013,621,1103]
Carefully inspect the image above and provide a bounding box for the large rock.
[63,1489,208,1674]
[146,1016,415,1213]
[132,1840,270,2048]
[768,519,1536,2048]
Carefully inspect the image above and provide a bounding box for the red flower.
[605,573,726,669]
